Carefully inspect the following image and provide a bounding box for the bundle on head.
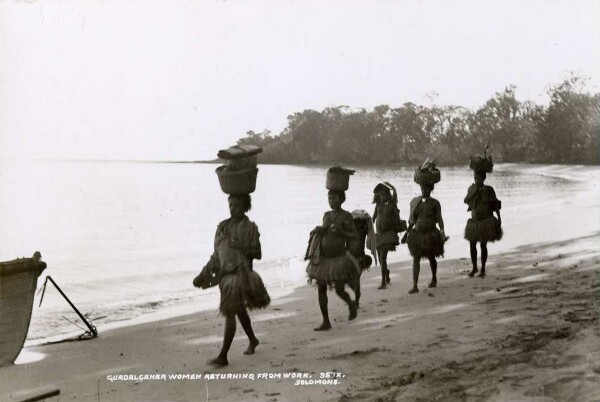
[215,144,262,194]
[218,145,262,171]
[225,155,258,170]
[470,144,493,174]
[413,157,441,186]
[326,166,355,191]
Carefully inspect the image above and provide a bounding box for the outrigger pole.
[39,276,98,339]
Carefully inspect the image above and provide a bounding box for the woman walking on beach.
[402,160,446,293]
[373,182,402,289]
[306,189,360,330]
[464,153,502,278]
[209,194,270,367]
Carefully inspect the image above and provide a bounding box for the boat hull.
[0,255,46,367]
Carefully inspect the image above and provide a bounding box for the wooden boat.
[0,252,47,367]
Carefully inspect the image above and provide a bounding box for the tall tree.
[541,75,600,163]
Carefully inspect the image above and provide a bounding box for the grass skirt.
[406,229,444,259]
[306,252,361,287]
[464,217,503,242]
[357,255,372,271]
[219,270,271,316]
[375,231,399,253]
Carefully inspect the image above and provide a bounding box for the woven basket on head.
[326,166,355,191]
[414,168,441,186]
[216,166,258,194]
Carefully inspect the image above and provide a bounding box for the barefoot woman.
[306,190,360,330]
[464,169,502,278]
[373,182,401,289]
[209,194,270,367]
[402,161,446,293]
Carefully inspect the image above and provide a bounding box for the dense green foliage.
[237,75,599,165]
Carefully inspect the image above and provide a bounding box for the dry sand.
[1,233,599,402]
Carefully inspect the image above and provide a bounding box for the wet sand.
[1,232,599,402]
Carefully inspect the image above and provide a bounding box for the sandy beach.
[1,229,598,402]
[2,0,598,400]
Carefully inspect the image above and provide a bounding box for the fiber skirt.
[406,229,444,259]
[306,252,361,286]
[464,217,503,242]
[375,232,399,253]
[356,254,373,271]
[219,270,271,317]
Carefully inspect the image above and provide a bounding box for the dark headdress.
[413,157,441,186]
[470,144,494,174]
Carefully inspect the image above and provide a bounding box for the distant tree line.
[237,75,600,165]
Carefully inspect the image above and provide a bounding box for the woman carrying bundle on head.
[207,193,270,367]
[401,158,447,294]
[198,145,270,368]
[305,167,360,331]
[372,182,404,289]
[464,149,502,278]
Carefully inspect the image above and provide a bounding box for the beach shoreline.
[7,162,599,345]
[2,162,599,401]
[1,231,599,402]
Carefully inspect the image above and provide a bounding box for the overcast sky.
[1,0,598,161]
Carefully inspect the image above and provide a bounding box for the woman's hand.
[464,184,478,203]
[440,229,449,242]
[330,224,353,239]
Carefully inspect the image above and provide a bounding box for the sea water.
[0,160,598,342]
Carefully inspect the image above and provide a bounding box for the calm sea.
[0,160,598,342]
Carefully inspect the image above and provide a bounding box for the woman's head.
[374,187,392,204]
[474,171,486,185]
[228,194,251,219]
[420,183,434,197]
[373,182,396,204]
[328,190,345,210]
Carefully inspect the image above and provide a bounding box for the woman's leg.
[378,249,389,289]
[237,308,259,355]
[335,282,357,320]
[314,281,332,331]
[428,255,438,287]
[353,273,361,308]
[409,256,420,293]
[469,240,478,277]
[210,314,236,366]
[479,241,488,277]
